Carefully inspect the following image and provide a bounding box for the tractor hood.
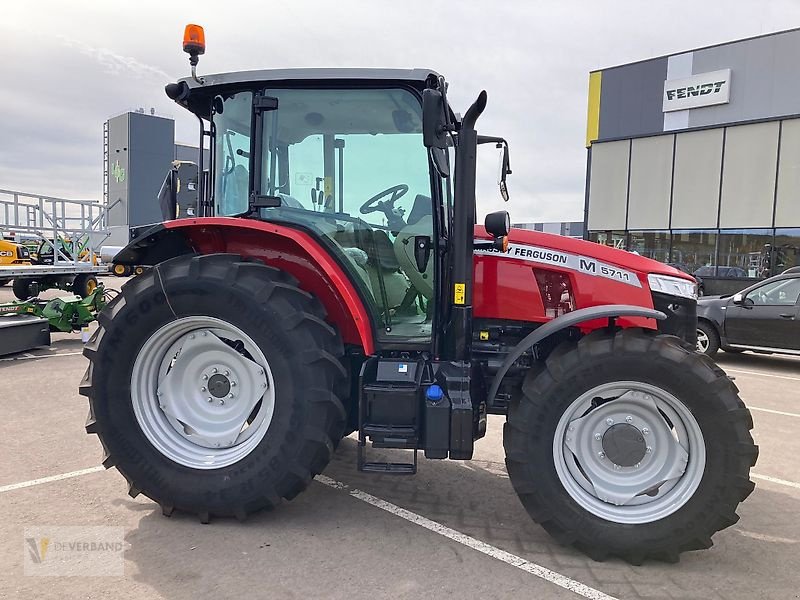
[476,225,694,282]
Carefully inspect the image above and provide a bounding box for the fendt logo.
[662,68,731,112]
[665,80,726,100]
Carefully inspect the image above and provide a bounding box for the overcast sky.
[2,1,800,223]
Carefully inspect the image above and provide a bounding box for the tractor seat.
[363,229,400,271]
[406,194,432,226]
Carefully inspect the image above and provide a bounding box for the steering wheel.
[359,184,409,216]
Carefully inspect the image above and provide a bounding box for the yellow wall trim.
[586,71,602,147]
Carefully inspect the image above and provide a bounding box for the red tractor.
[82,26,757,564]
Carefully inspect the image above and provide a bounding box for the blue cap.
[426,384,444,401]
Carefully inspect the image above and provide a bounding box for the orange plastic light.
[183,24,206,55]
[501,235,509,253]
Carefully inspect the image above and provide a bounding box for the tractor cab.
[166,62,510,353]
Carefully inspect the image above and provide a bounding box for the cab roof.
[180,68,441,90]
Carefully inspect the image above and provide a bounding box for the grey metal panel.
[776,118,800,227]
[671,128,723,229]
[174,144,210,164]
[597,58,668,140]
[689,29,800,128]
[128,112,175,227]
[627,135,673,229]
[106,113,129,228]
[182,68,439,90]
[587,140,629,230]
[719,121,779,228]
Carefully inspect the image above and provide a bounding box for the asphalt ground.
[1,277,799,599]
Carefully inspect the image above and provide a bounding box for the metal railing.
[0,188,116,267]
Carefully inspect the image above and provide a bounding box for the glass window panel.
[212,91,253,216]
[773,228,800,274]
[670,230,718,277]
[746,277,800,306]
[588,230,627,249]
[257,88,434,341]
[628,231,671,264]
[717,229,774,278]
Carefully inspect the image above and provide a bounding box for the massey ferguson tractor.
[81,25,758,564]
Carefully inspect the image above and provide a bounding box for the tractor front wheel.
[81,254,347,522]
[504,329,758,564]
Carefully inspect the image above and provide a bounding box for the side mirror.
[496,142,511,202]
[485,211,511,238]
[422,89,448,149]
[732,293,754,307]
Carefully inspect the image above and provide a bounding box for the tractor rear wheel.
[504,328,758,564]
[81,254,347,522]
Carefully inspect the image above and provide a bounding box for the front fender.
[487,305,665,404]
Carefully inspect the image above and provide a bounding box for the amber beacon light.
[182,24,206,84]
[183,24,206,55]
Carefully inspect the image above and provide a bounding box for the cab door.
[724,276,800,350]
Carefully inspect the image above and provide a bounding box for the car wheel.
[696,321,720,356]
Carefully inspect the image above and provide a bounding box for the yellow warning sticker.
[324,177,333,197]
[479,330,489,341]
[454,283,466,305]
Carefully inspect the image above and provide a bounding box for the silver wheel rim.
[553,381,706,524]
[131,316,275,470]
[696,329,710,353]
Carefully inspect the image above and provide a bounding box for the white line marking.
[749,406,800,419]
[0,466,104,493]
[752,473,800,490]
[316,474,616,600]
[725,367,800,383]
[0,351,84,363]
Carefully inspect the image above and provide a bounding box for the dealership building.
[584,27,800,291]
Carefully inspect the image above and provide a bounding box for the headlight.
[647,273,697,300]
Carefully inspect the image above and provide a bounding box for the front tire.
[504,329,757,564]
[81,254,347,522]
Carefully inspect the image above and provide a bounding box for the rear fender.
[487,305,665,404]
[114,218,375,353]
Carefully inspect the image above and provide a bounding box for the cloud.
[57,36,171,81]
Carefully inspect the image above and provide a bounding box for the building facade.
[512,221,584,238]
[584,28,800,290]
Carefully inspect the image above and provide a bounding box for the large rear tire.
[504,329,758,564]
[81,254,347,522]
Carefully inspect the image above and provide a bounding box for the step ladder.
[357,360,422,474]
